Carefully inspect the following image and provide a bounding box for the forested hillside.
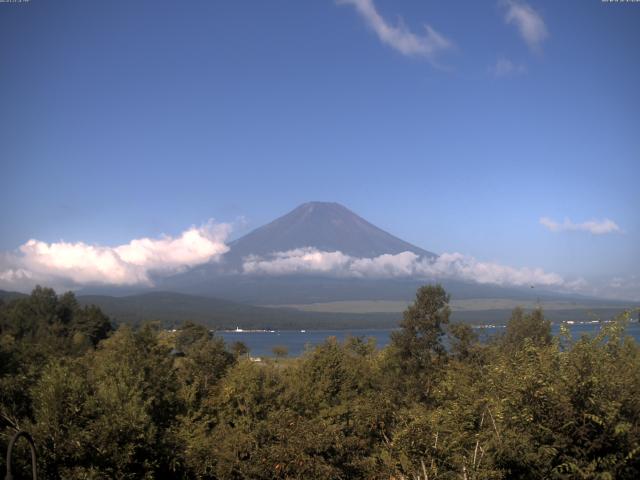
[1,286,639,479]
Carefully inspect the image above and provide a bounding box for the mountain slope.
[157,202,604,305]
[227,201,436,260]
[159,201,437,294]
[0,289,28,302]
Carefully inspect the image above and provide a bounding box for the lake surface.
[219,321,640,358]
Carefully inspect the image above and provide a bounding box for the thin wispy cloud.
[557,275,639,302]
[501,0,548,53]
[0,221,231,289]
[540,217,622,235]
[338,0,453,62]
[243,248,564,287]
[605,275,640,301]
[490,57,527,77]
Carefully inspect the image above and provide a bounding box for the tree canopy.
[1,285,639,479]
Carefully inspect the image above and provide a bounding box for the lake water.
[219,321,640,358]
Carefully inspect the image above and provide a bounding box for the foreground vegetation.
[1,286,639,479]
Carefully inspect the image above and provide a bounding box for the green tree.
[388,284,451,401]
[231,340,250,358]
[71,304,113,346]
[501,306,552,352]
[448,322,480,361]
[272,344,289,359]
[175,320,211,352]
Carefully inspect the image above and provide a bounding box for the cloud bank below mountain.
[0,221,230,290]
[1,224,633,301]
[243,247,565,287]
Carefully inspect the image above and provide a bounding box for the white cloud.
[540,217,622,235]
[243,248,352,276]
[563,275,640,302]
[242,248,564,287]
[604,275,640,302]
[421,252,564,286]
[0,221,230,290]
[350,251,421,278]
[490,57,526,77]
[0,268,34,284]
[114,221,230,271]
[501,0,548,53]
[338,0,453,61]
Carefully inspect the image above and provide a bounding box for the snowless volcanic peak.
[227,201,436,259]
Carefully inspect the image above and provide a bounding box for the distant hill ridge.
[2,288,634,330]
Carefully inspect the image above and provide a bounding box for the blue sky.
[0,0,638,299]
